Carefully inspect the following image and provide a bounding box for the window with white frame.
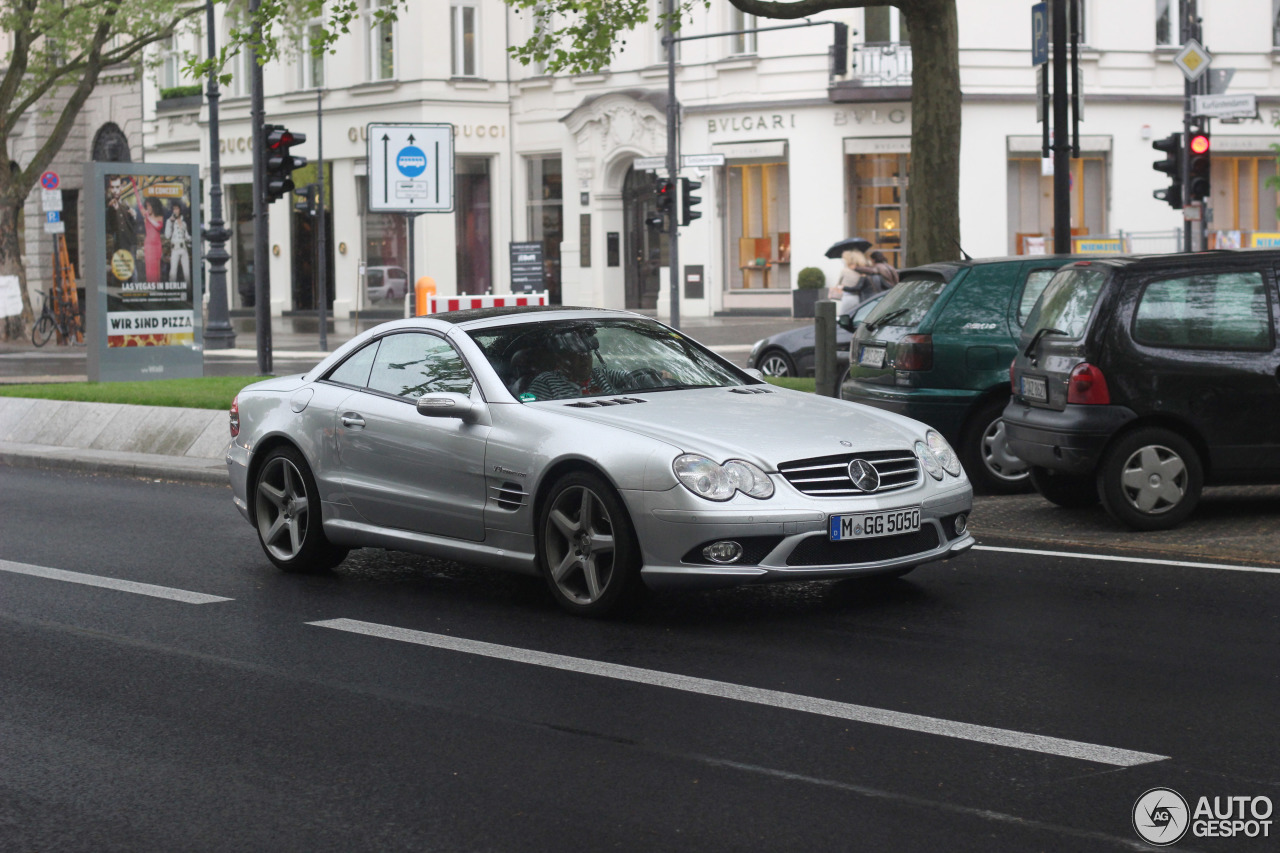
[367,0,396,80]
[1156,0,1182,46]
[863,6,909,44]
[225,16,251,97]
[451,2,478,77]
[1273,0,1280,48]
[296,22,325,89]
[159,35,182,92]
[729,7,757,55]
[653,0,679,64]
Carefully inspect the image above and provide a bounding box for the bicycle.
[31,290,78,347]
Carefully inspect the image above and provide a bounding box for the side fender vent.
[565,397,649,408]
[492,481,527,511]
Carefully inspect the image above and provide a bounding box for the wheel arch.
[244,433,307,524]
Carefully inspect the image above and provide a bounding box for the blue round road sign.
[396,146,427,178]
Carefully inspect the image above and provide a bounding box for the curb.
[0,445,229,486]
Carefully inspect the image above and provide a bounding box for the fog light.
[702,541,744,564]
[954,513,968,535]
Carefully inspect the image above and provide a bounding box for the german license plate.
[829,507,921,541]
[859,345,886,368]
[1020,375,1048,402]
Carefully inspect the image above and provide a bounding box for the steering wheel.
[625,367,667,390]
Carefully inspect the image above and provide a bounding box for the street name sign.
[1173,39,1212,82]
[1192,93,1257,119]
[366,123,454,213]
[633,157,665,170]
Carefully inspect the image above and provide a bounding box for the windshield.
[469,318,748,401]
[1024,267,1110,339]
[861,275,947,331]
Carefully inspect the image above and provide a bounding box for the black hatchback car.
[1004,250,1280,530]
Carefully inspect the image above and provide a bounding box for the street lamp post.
[202,0,236,350]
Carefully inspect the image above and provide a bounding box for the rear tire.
[961,399,1031,494]
[1097,428,1202,531]
[538,471,644,617]
[252,446,348,573]
[31,315,55,347]
[1029,465,1099,508]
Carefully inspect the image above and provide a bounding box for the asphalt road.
[2,467,1278,851]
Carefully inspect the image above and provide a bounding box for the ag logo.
[1133,788,1189,846]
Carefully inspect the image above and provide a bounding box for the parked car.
[842,255,1080,493]
[1005,250,1280,530]
[365,265,410,303]
[747,293,884,383]
[228,307,974,617]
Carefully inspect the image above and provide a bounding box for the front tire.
[962,399,1031,494]
[1029,465,1099,508]
[757,349,795,378]
[538,471,644,617]
[253,446,348,573]
[1097,428,1203,531]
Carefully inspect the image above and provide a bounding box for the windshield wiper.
[866,308,908,334]
[1023,327,1067,357]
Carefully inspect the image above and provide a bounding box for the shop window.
[527,156,562,304]
[846,152,908,269]
[1007,155,1107,254]
[228,183,255,309]
[357,175,408,309]
[456,156,491,295]
[1205,155,1280,245]
[727,163,790,290]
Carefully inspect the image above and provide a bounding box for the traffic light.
[680,176,702,226]
[831,22,849,76]
[1187,129,1211,204]
[294,184,317,216]
[264,124,307,203]
[1151,132,1183,210]
[655,179,673,217]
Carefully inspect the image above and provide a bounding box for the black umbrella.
[824,237,873,259]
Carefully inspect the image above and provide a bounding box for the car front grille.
[777,450,920,496]
[785,527,940,567]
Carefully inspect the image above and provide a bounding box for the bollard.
[413,276,437,317]
[814,299,838,398]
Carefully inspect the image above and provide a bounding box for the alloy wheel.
[544,485,617,606]
[758,352,793,377]
[255,456,312,561]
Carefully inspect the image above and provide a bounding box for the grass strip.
[0,376,265,410]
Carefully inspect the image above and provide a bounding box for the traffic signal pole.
[663,0,680,330]
[250,0,271,375]
[1050,0,1070,254]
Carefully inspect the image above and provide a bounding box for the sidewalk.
[0,312,806,384]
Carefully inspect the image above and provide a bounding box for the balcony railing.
[850,42,912,87]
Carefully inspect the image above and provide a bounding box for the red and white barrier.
[415,292,549,316]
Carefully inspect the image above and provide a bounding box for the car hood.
[537,386,925,467]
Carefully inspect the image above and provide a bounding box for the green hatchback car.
[841,255,1081,493]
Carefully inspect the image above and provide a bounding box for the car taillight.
[1067,362,1110,405]
[230,395,240,438]
[895,334,933,371]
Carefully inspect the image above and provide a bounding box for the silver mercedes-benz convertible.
[227,307,974,616]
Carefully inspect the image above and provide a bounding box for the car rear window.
[1133,271,1273,350]
[861,275,947,330]
[1024,267,1109,339]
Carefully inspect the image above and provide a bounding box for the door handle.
[341,413,365,429]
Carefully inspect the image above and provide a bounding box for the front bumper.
[631,480,974,591]
[1002,399,1136,475]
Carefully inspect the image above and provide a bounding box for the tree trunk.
[901,0,961,267]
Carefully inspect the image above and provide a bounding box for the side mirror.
[836,314,854,333]
[416,392,477,422]
[742,367,765,381]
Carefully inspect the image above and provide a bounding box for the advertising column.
[86,163,203,381]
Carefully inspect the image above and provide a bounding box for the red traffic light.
[1189,134,1210,155]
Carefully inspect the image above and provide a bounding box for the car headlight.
[673,454,774,501]
[914,441,943,480]
[748,339,764,362]
[926,429,962,477]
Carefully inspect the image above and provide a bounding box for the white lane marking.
[974,545,1280,575]
[309,618,1167,767]
[0,559,232,604]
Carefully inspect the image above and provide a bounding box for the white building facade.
[139,0,1280,321]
